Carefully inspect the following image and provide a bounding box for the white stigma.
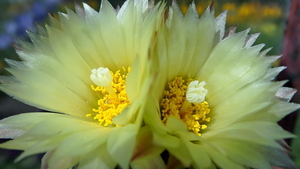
[186,81,208,103]
[90,67,112,87]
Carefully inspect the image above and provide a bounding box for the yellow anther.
[160,77,210,136]
[87,67,130,127]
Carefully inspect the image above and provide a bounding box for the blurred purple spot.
[32,1,48,21]
[5,21,18,35]
[0,34,13,49]
[16,12,34,36]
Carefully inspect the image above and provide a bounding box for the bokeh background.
[0,0,299,168]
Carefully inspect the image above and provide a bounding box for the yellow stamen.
[160,77,210,136]
[86,67,131,127]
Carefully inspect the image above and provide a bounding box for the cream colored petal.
[0,112,115,168]
[196,37,271,101]
[83,1,121,69]
[85,0,127,69]
[46,26,92,82]
[210,140,272,169]
[48,153,80,169]
[125,56,145,102]
[0,138,36,150]
[131,156,166,169]
[202,145,244,169]
[4,68,92,117]
[276,87,297,101]
[121,2,165,100]
[204,45,265,99]
[164,117,200,141]
[0,112,63,128]
[196,29,250,82]
[204,122,294,149]
[0,128,24,139]
[9,50,97,107]
[143,95,181,148]
[259,66,285,83]
[117,1,139,67]
[46,128,111,168]
[259,146,297,169]
[167,139,193,168]
[166,117,188,133]
[131,126,164,162]
[214,11,227,42]
[41,151,53,169]
[78,144,117,169]
[182,139,212,169]
[48,13,61,29]
[58,9,104,69]
[270,101,300,120]
[152,132,179,149]
[15,134,65,162]
[161,4,216,80]
[239,101,300,123]
[114,61,157,125]
[209,81,286,129]
[0,84,88,116]
[26,31,52,55]
[143,91,169,130]
[244,33,260,47]
[107,124,139,169]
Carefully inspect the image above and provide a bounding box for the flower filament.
[160,77,210,136]
[87,67,131,127]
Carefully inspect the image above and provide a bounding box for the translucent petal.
[196,29,250,82]
[131,126,164,161]
[14,50,97,107]
[6,68,92,116]
[210,140,272,169]
[260,146,298,169]
[162,5,216,80]
[0,128,25,139]
[202,145,244,169]
[168,139,192,167]
[214,11,227,42]
[276,87,297,101]
[244,33,260,47]
[47,128,111,166]
[107,124,139,169]
[182,139,212,169]
[46,26,92,82]
[131,156,166,169]
[205,122,294,149]
[78,144,117,169]
[0,83,87,116]
[210,81,286,128]
[59,10,103,69]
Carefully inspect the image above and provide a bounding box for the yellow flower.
[144,2,299,169]
[0,0,164,168]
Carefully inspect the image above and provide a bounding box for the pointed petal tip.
[209,1,215,12]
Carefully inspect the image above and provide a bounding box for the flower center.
[87,67,131,127]
[160,77,210,136]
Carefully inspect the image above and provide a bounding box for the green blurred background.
[0,0,297,168]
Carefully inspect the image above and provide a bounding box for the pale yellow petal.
[202,145,244,169]
[182,139,212,169]
[78,144,117,169]
[107,124,139,169]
